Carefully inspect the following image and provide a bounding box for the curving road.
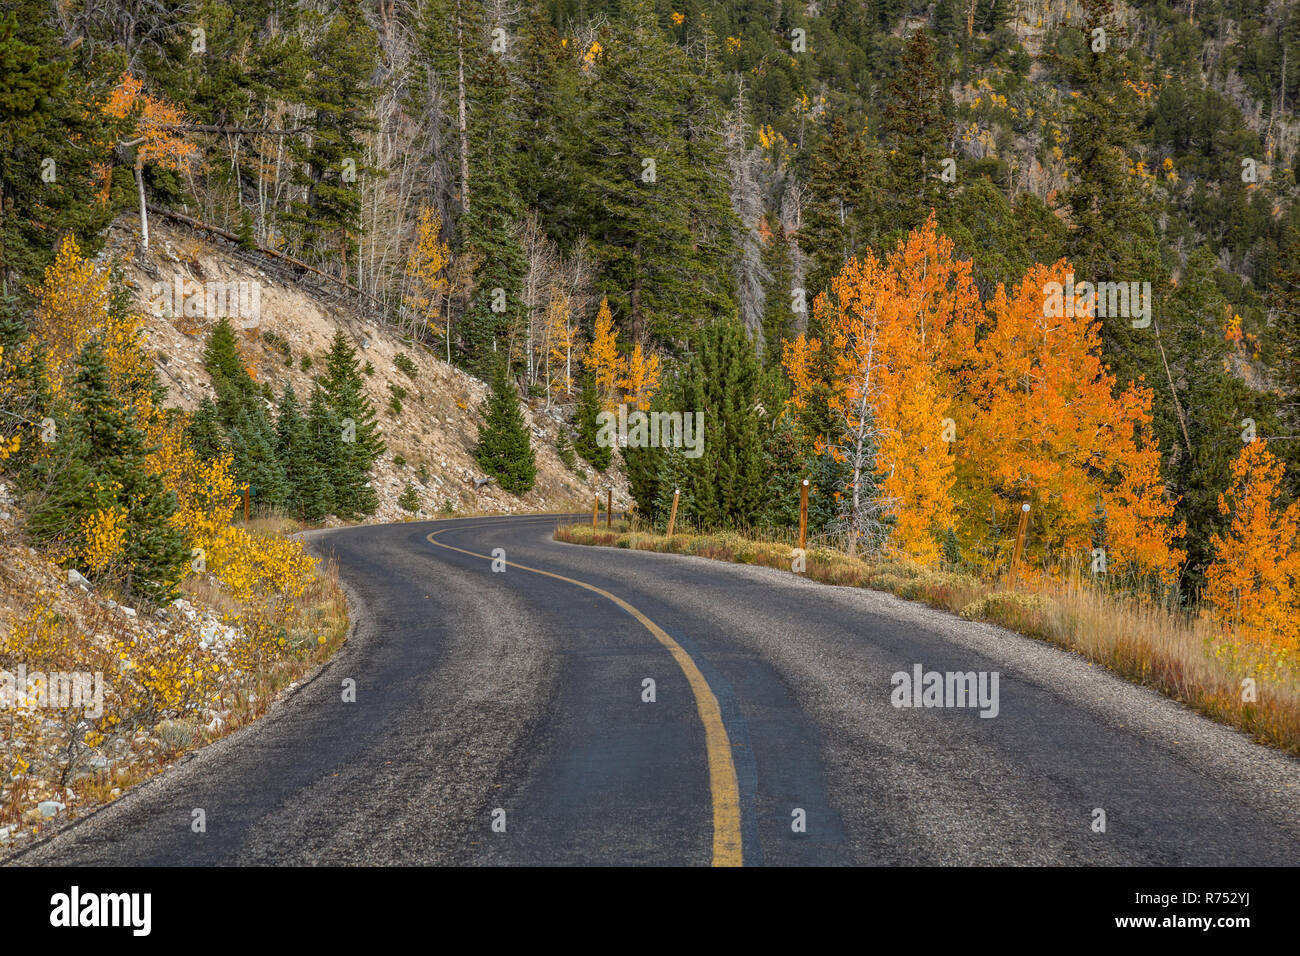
[11,514,1300,866]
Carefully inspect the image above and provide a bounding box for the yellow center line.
[426,524,743,867]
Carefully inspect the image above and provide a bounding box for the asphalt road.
[11,514,1300,866]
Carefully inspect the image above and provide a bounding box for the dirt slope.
[102,217,628,524]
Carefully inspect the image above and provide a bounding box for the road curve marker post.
[666,488,680,537]
[798,479,809,551]
[1007,502,1030,589]
[426,525,744,867]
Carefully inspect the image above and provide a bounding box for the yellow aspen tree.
[545,287,577,402]
[1205,441,1300,652]
[584,297,624,409]
[28,235,110,399]
[619,342,661,411]
[405,204,451,340]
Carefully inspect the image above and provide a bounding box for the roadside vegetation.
[556,519,1300,756]
[0,237,351,851]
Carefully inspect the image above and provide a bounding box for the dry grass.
[554,520,1300,755]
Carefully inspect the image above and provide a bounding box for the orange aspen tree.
[1205,441,1300,651]
[584,297,624,409]
[103,73,200,249]
[791,218,978,562]
[619,342,661,411]
[869,220,978,563]
[958,260,1183,580]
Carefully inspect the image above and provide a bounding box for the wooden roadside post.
[243,485,250,523]
[592,494,599,529]
[799,479,809,551]
[666,488,680,537]
[1007,502,1030,589]
[606,489,612,529]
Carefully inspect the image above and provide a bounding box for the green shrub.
[394,353,418,378]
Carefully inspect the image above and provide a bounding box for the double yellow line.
[427,524,743,867]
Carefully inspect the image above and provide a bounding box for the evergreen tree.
[1057,0,1166,399]
[0,287,50,477]
[514,10,583,245]
[229,405,288,515]
[805,442,854,537]
[803,117,880,300]
[30,342,187,603]
[475,361,537,494]
[573,372,611,471]
[760,416,807,528]
[0,4,120,293]
[759,220,797,364]
[398,481,422,513]
[319,331,383,517]
[576,0,734,345]
[672,317,766,527]
[284,0,380,279]
[304,384,340,517]
[555,426,578,471]
[275,384,331,522]
[420,0,527,374]
[652,442,692,528]
[202,318,289,510]
[187,397,228,462]
[203,318,262,427]
[882,29,953,232]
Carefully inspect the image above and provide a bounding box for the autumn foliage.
[584,296,661,411]
[1205,441,1300,655]
[16,236,317,606]
[784,217,1185,584]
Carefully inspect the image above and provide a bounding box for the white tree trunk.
[136,163,149,250]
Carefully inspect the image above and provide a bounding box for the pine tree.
[320,331,383,517]
[284,0,380,279]
[229,406,288,515]
[187,397,228,462]
[574,372,611,471]
[475,361,537,494]
[803,117,879,300]
[30,341,187,603]
[673,317,766,527]
[806,442,855,537]
[421,0,528,374]
[759,218,797,364]
[653,442,692,529]
[1058,0,1166,400]
[0,4,120,293]
[398,481,422,513]
[555,427,578,471]
[0,288,50,476]
[202,318,289,511]
[305,384,340,517]
[760,416,808,528]
[881,29,953,232]
[276,384,332,522]
[576,0,732,345]
[203,318,261,427]
[514,9,584,245]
